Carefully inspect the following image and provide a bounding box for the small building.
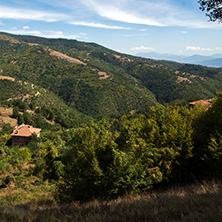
[189,99,212,110]
[10,124,41,146]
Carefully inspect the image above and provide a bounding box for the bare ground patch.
[176,76,192,84]
[0,75,15,81]
[27,43,39,46]
[0,107,17,127]
[47,48,86,65]
[98,71,110,80]
[190,75,206,81]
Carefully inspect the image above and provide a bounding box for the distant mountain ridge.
[0,32,222,120]
[136,52,222,67]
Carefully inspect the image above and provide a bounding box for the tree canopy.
[198,0,222,22]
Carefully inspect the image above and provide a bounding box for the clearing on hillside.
[0,107,17,127]
[47,48,86,65]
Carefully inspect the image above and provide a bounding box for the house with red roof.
[10,124,41,146]
[189,99,212,110]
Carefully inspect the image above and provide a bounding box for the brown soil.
[176,76,192,84]
[0,75,15,81]
[47,48,86,65]
[98,71,110,80]
[0,107,17,127]
[27,43,39,46]
[0,34,20,43]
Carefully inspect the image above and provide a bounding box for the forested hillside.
[1,32,222,220]
[0,32,222,119]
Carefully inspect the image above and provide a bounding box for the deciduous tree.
[198,0,222,22]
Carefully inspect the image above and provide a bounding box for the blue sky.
[0,0,222,56]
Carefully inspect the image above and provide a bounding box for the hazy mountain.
[136,52,222,67]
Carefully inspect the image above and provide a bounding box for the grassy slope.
[0,180,221,222]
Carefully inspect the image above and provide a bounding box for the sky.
[0,0,222,56]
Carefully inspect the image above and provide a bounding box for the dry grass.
[98,71,110,80]
[47,48,86,65]
[0,180,221,222]
[0,107,17,127]
[0,75,15,81]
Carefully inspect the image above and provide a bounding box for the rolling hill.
[0,32,222,120]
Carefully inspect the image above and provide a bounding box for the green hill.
[0,32,222,119]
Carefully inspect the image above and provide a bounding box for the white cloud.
[7,30,42,35]
[23,26,30,29]
[215,47,222,51]
[39,31,88,39]
[78,0,222,29]
[130,46,155,52]
[80,0,165,26]
[69,21,131,30]
[0,6,69,22]
[2,29,87,40]
[186,46,214,52]
[185,46,222,54]
[1,0,221,30]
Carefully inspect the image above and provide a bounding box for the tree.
[198,0,222,22]
[23,111,32,125]
[191,93,222,178]
[12,106,19,118]
[17,114,24,125]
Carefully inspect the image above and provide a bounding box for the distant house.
[189,99,212,110]
[10,124,41,146]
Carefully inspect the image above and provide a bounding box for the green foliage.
[2,32,221,119]
[1,31,222,203]
[12,106,19,118]
[16,147,32,163]
[0,80,29,101]
[57,105,194,201]
[0,145,32,174]
[33,157,47,178]
[192,93,222,178]
[1,96,222,203]
[12,100,29,112]
[23,111,32,124]
[17,114,24,125]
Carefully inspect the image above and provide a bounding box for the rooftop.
[10,124,41,137]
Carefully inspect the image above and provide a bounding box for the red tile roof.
[189,100,211,109]
[10,124,41,137]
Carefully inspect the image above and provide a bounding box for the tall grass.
[0,180,221,222]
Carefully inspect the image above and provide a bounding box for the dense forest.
[1,93,222,203]
[0,32,222,119]
[0,32,222,220]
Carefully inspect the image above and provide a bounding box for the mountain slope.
[0,33,157,117]
[0,77,91,127]
[0,32,222,118]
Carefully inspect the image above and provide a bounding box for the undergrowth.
[0,180,221,222]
